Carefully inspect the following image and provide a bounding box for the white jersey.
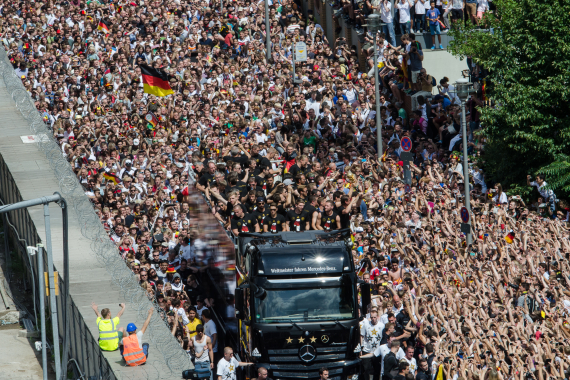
[364,321,385,352]
[403,356,418,375]
[374,344,406,376]
[360,318,371,352]
[217,357,239,380]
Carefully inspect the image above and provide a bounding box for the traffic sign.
[295,42,307,62]
[400,136,412,152]
[460,206,470,224]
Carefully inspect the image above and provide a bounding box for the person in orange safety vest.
[120,307,154,366]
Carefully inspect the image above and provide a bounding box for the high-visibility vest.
[123,333,146,366]
[97,317,120,351]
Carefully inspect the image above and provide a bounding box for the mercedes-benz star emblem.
[298,345,317,363]
[321,335,329,343]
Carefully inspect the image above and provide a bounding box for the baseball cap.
[126,323,137,332]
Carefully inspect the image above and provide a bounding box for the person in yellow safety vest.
[91,302,126,351]
[120,307,154,366]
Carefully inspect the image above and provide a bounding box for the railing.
[0,45,193,379]
[0,154,118,380]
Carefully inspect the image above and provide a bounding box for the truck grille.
[266,344,358,380]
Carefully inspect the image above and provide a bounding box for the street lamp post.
[265,0,271,61]
[367,14,384,160]
[455,78,474,245]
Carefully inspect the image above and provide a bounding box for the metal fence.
[0,44,193,379]
[0,154,118,380]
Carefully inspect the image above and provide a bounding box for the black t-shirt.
[223,154,249,167]
[251,153,271,168]
[263,214,287,233]
[221,203,235,220]
[320,211,339,231]
[288,163,300,179]
[231,214,259,234]
[256,176,269,194]
[184,283,205,304]
[198,172,215,188]
[286,209,309,231]
[251,207,270,225]
[228,181,248,198]
[335,204,351,229]
[383,352,400,380]
[243,200,256,214]
[272,202,288,217]
[416,370,431,380]
[304,204,319,225]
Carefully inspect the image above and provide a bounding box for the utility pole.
[366,14,384,159]
[265,0,271,61]
[455,78,474,245]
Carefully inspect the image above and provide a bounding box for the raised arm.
[141,307,155,334]
[91,302,102,318]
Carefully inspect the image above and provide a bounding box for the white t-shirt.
[415,0,426,14]
[204,319,218,352]
[196,305,209,318]
[217,357,239,380]
[397,1,412,23]
[375,344,406,375]
[360,318,371,352]
[254,132,268,144]
[403,356,418,374]
[451,0,463,9]
[492,192,508,205]
[477,0,489,11]
[364,321,385,352]
[380,0,393,23]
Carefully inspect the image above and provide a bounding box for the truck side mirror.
[360,283,371,316]
[235,288,245,320]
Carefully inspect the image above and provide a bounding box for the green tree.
[448,0,570,193]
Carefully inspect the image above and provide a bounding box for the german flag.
[505,231,515,244]
[236,266,247,286]
[103,172,121,185]
[97,19,110,34]
[435,364,446,380]
[282,158,296,174]
[357,261,367,277]
[139,64,174,97]
[145,112,159,128]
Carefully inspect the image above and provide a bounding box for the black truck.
[229,230,368,380]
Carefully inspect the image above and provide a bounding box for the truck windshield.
[254,286,355,322]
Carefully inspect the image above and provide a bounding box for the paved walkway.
[0,73,181,378]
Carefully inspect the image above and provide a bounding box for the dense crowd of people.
[3,0,570,379]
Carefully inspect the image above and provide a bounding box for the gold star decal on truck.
[286,337,293,344]
[298,336,305,343]
[310,336,317,343]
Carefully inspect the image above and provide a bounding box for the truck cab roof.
[238,230,354,277]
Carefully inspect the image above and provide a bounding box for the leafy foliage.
[537,155,570,193]
[447,0,570,195]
